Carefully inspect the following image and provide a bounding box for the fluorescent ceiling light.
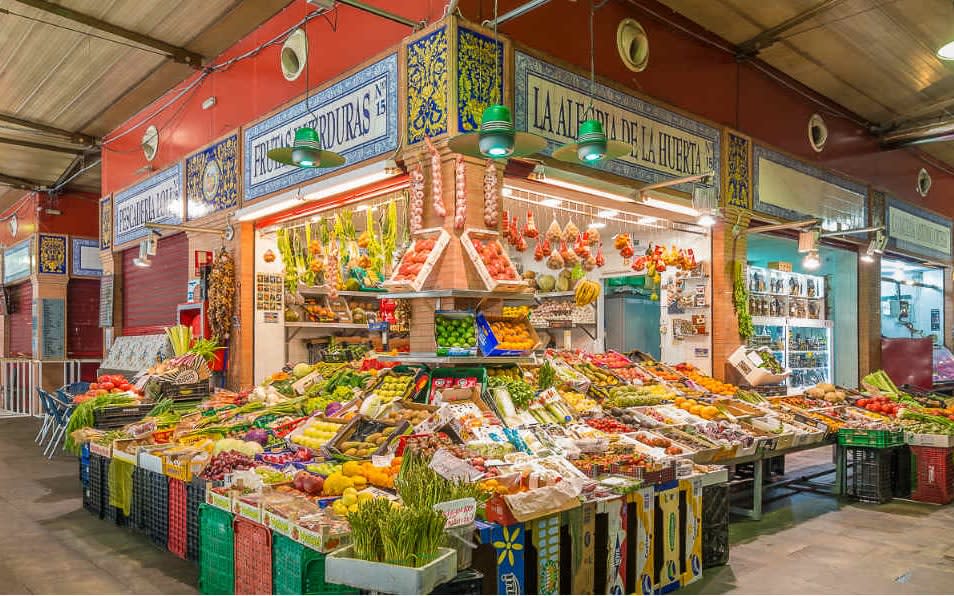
[939,40,954,60]
[640,196,699,217]
[502,187,513,197]
[597,208,619,218]
[697,213,716,227]
[587,221,607,229]
[636,216,658,225]
[533,166,636,203]
[540,197,563,207]
[860,253,874,263]
[235,160,399,222]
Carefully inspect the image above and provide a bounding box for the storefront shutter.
[8,281,33,357]
[122,232,188,335]
[67,278,102,358]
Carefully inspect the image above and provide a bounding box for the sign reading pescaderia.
[514,51,720,194]
[243,53,398,202]
[886,196,952,260]
[113,165,183,246]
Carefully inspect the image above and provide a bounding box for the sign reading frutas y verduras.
[113,165,183,246]
[243,53,399,202]
[886,196,952,259]
[514,51,720,194]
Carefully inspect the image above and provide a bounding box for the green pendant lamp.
[446,0,546,160]
[448,104,546,159]
[267,127,345,168]
[553,118,630,164]
[554,1,628,165]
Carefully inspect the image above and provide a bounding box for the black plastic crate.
[156,380,211,402]
[702,483,729,529]
[702,523,729,568]
[142,469,169,548]
[844,446,897,504]
[86,453,108,518]
[430,569,484,594]
[92,404,155,430]
[130,467,147,532]
[186,478,206,562]
[893,445,912,498]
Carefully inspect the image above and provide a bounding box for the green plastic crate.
[272,533,358,595]
[199,504,234,595]
[838,428,905,448]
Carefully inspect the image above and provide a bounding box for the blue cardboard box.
[476,313,540,357]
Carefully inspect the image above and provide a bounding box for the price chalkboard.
[99,275,113,327]
[41,298,65,359]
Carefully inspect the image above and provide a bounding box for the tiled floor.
[7,417,954,594]
[1,418,196,594]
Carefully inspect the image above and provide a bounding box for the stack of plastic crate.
[911,446,954,505]
[198,504,234,595]
[271,532,358,595]
[167,478,188,559]
[233,518,272,595]
[702,483,730,568]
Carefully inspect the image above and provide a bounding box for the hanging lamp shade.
[448,104,546,159]
[553,119,629,165]
[267,127,345,168]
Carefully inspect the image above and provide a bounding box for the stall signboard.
[3,238,32,284]
[753,145,866,230]
[113,165,183,246]
[72,238,102,277]
[513,51,720,196]
[41,298,65,359]
[885,196,952,261]
[243,53,399,202]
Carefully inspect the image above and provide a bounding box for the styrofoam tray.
[325,546,457,594]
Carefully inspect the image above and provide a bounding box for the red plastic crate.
[911,446,954,505]
[167,478,188,559]
[233,518,272,595]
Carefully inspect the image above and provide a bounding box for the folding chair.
[34,389,54,445]
[44,393,75,459]
[65,381,90,396]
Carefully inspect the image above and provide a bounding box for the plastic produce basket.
[702,483,730,529]
[199,504,234,595]
[168,478,188,559]
[186,478,206,562]
[837,428,905,448]
[910,445,954,505]
[79,443,90,486]
[130,467,146,533]
[272,532,358,595]
[86,453,108,518]
[144,469,169,548]
[843,446,897,503]
[702,522,729,568]
[233,517,272,595]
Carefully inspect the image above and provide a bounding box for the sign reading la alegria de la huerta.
[514,51,720,196]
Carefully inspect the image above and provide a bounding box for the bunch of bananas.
[574,279,601,306]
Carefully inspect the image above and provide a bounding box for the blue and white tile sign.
[514,51,720,196]
[3,238,32,284]
[243,53,399,202]
[113,164,183,246]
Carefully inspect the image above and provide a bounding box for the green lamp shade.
[448,104,547,159]
[553,119,630,165]
[267,127,345,168]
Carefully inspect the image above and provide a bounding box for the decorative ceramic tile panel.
[38,234,67,275]
[407,26,449,144]
[457,26,503,133]
[186,134,238,220]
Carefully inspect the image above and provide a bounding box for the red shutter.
[67,278,102,358]
[122,233,189,335]
[7,282,33,357]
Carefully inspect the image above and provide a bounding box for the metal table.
[726,439,841,521]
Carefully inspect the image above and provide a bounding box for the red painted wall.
[0,196,37,247]
[468,0,954,215]
[37,192,100,237]
[101,0,435,196]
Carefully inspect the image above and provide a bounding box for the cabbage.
[325,402,343,417]
[244,428,269,445]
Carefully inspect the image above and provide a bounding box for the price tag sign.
[429,448,482,482]
[291,370,323,395]
[434,497,477,528]
[372,453,394,468]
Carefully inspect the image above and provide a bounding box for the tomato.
[119,383,131,391]
[100,382,114,391]
[94,389,108,396]
[857,399,868,408]
[869,404,881,413]
[89,383,99,391]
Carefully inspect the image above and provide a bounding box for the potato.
[340,441,360,450]
[366,432,382,443]
[344,447,358,456]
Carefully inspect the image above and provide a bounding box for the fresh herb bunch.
[537,361,556,390]
[733,262,754,339]
[188,337,224,362]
